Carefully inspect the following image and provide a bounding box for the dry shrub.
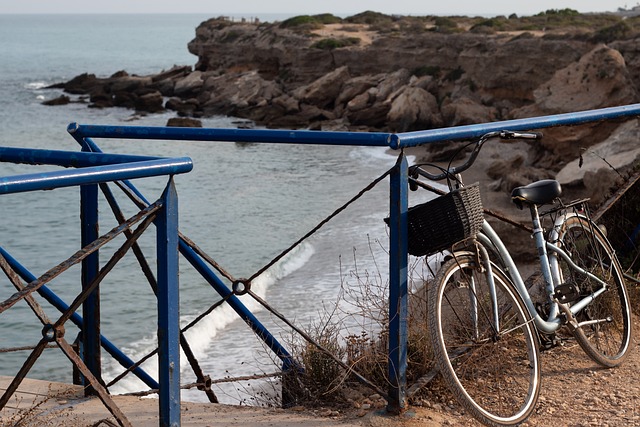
[281,242,438,408]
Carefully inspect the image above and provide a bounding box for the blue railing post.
[156,178,181,427]
[387,153,409,414]
[80,179,101,394]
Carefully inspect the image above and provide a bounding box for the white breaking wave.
[24,81,47,90]
[104,241,315,395]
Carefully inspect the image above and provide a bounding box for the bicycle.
[406,130,634,426]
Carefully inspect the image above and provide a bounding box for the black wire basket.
[398,183,484,257]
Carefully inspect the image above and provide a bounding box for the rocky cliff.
[46,13,640,226]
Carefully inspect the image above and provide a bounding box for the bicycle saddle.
[511,179,561,209]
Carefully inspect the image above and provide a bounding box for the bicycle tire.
[428,254,541,426]
[556,215,633,367]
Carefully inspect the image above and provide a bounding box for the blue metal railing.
[2,103,639,426]
[0,149,192,427]
[66,102,640,416]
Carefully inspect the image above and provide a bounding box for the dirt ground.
[405,322,640,427]
[2,327,639,427]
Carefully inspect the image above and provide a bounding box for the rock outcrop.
[44,17,640,207]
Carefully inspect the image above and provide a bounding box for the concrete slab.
[0,376,376,426]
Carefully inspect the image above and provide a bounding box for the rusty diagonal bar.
[99,181,218,403]
[0,340,48,410]
[0,254,51,325]
[0,203,160,427]
[0,201,162,315]
[100,183,160,302]
[179,234,235,283]
[53,206,158,331]
[0,265,136,427]
[56,336,133,427]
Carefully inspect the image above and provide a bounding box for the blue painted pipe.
[392,103,640,148]
[67,122,392,146]
[69,103,640,149]
[0,157,193,195]
[0,146,160,167]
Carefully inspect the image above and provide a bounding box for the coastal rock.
[200,70,284,119]
[165,97,200,116]
[134,90,164,113]
[373,69,412,102]
[486,153,554,193]
[335,74,383,106]
[458,35,587,104]
[528,45,636,114]
[556,119,640,204]
[166,117,202,127]
[174,71,205,97]
[386,86,442,132]
[63,73,101,94]
[150,65,192,97]
[292,66,350,109]
[47,17,640,187]
[271,94,300,114]
[511,45,639,159]
[187,18,317,81]
[88,90,113,108]
[42,95,71,106]
[110,75,153,93]
[343,69,412,128]
[441,97,497,127]
[151,65,192,82]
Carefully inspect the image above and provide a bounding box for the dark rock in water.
[166,97,200,116]
[88,90,113,108]
[42,95,71,106]
[135,90,164,113]
[166,117,202,127]
[63,73,100,94]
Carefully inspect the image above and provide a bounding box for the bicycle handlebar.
[409,130,542,183]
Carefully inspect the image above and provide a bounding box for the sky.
[0,0,631,17]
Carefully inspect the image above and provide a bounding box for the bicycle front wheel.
[428,254,540,426]
[557,215,633,367]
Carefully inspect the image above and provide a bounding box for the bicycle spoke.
[429,254,540,425]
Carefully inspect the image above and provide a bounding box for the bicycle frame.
[475,212,612,335]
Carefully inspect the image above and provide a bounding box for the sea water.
[0,13,433,404]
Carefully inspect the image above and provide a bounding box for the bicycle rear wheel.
[556,215,633,367]
[428,254,540,426]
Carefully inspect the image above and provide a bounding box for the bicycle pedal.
[538,333,560,351]
[553,283,580,303]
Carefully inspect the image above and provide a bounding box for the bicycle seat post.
[529,203,557,305]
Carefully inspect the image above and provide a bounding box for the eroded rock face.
[387,86,442,132]
[49,21,639,135]
[556,119,640,204]
[511,45,639,161]
[292,66,351,109]
[45,19,640,205]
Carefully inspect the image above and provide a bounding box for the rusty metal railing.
[0,149,192,426]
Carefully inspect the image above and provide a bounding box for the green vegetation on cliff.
[278,9,640,42]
